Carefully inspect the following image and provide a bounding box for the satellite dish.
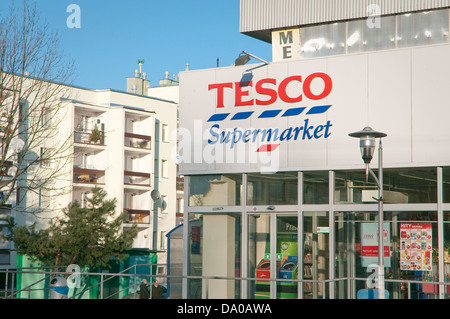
[151,189,161,201]
[8,166,17,176]
[10,138,25,154]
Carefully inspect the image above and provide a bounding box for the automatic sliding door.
[276,215,298,299]
[303,212,329,299]
[248,214,271,299]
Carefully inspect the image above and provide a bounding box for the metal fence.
[1,265,450,299]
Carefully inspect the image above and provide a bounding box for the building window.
[160,231,166,250]
[346,16,396,54]
[38,188,50,210]
[188,174,242,206]
[299,9,450,59]
[442,167,450,203]
[40,148,52,168]
[161,195,168,214]
[301,21,346,58]
[334,167,437,204]
[335,211,437,298]
[0,250,10,265]
[41,108,51,127]
[247,172,297,205]
[161,160,168,178]
[397,9,450,48]
[303,171,329,204]
[162,124,169,142]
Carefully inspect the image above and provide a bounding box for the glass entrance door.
[248,213,298,299]
[248,212,329,299]
[276,215,299,299]
[302,212,329,299]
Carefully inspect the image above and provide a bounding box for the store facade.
[178,6,450,299]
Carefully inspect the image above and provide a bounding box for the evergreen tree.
[5,187,137,269]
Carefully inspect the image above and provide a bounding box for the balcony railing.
[124,208,150,224]
[74,129,105,146]
[124,170,151,186]
[124,132,151,150]
[73,167,105,184]
[0,161,13,177]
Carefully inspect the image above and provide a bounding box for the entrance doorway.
[303,212,329,299]
[248,212,329,299]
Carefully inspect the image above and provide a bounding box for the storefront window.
[334,170,376,204]
[383,168,437,203]
[303,171,329,204]
[442,212,450,295]
[335,211,438,299]
[188,174,242,206]
[443,167,450,203]
[334,168,437,204]
[247,172,298,206]
[187,213,241,299]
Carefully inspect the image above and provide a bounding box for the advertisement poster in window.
[361,222,391,267]
[400,223,432,271]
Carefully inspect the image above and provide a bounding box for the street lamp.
[349,126,387,299]
[234,51,269,66]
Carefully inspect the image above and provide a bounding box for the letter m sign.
[271,28,301,62]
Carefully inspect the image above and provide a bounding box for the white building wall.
[1,79,178,268]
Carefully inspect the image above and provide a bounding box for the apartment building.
[0,73,178,276]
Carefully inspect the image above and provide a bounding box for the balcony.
[0,205,12,224]
[124,132,151,150]
[74,129,105,146]
[124,170,151,187]
[73,167,105,184]
[124,208,150,225]
[0,161,14,178]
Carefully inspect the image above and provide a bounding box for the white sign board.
[178,44,450,175]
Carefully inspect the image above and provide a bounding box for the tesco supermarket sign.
[208,72,333,107]
[206,72,334,151]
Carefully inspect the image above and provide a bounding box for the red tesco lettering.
[208,72,332,108]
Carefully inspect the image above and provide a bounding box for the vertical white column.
[202,215,236,299]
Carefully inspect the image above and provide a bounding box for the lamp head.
[349,127,387,164]
[235,52,251,66]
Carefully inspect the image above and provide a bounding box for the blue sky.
[8,0,271,91]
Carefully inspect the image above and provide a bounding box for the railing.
[74,129,105,146]
[124,132,151,150]
[2,265,450,299]
[124,209,150,224]
[73,167,105,184]
[124,170,151,186]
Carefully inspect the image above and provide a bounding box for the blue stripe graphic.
[231,111,253,120]
[282,107,306,117]
[258,110,282,118]
[306,105,332,115]
[208,113,230,122]
[208,105,332,122]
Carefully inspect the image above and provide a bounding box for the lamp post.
[151,189,161,251]
[349,127,387,299]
